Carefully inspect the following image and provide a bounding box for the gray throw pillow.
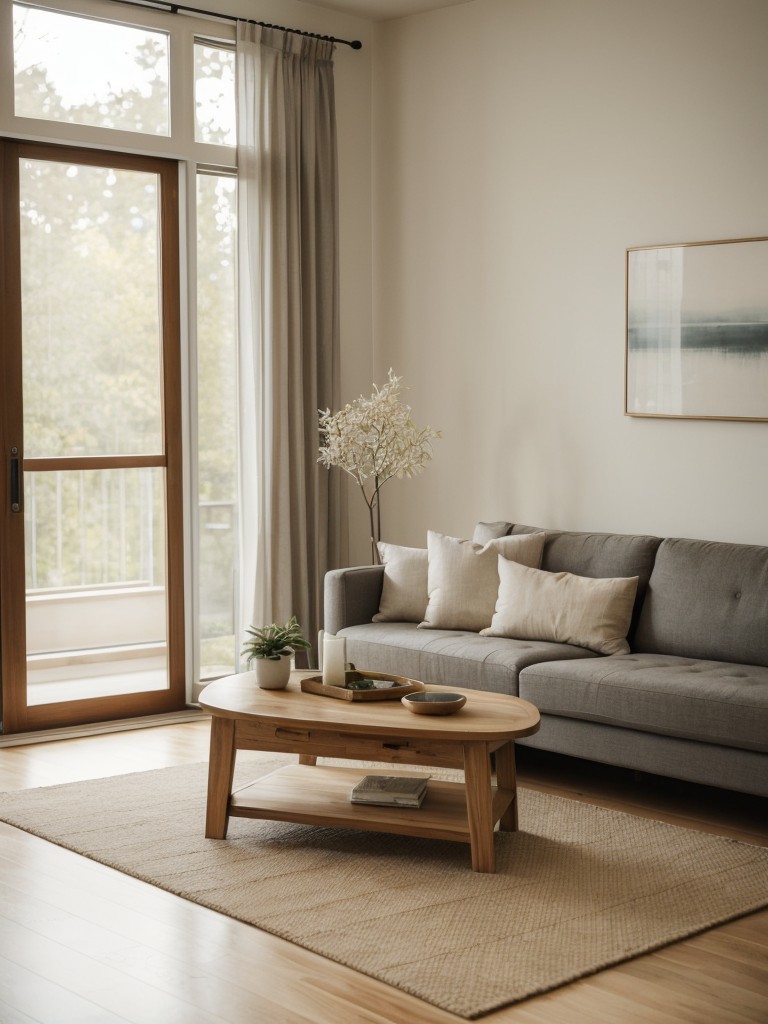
[472,520,512,544]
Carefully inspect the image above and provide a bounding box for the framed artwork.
[625,236,768,421]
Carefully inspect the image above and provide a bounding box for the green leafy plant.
[242,616,311,663]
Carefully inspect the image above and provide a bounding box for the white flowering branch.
[318,370,441,564]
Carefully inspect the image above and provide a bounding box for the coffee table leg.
[463,742,496,873]
[206,716,236,839]
[495,741,518,832]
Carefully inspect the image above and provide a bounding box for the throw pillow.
[419,530,545,632]
[372,542,428,623]
[472,520,512,544]
[480,557,639,656]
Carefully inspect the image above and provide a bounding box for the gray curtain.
[236,23,343,663]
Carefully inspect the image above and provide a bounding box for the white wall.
[368,0,768,557]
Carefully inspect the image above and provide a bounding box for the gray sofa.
[324,523,768,798]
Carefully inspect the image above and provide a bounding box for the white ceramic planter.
[254,654,292,689]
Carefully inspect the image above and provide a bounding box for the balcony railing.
[23,483,237,682]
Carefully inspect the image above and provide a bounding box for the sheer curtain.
[236,23,343,663]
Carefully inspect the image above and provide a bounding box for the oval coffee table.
[199,671,540,873]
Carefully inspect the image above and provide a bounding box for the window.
[196,171,238,677]
[194,40,236,146]
[20,158,164,457]
[13,3,170,135]
[3,0,239,706]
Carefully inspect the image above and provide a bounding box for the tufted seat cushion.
[519,653,768,752]
[337,622,596,696]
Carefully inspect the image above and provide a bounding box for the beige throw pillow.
[372,542,428,623]
[481,557,639,655]
[419,530,545,632]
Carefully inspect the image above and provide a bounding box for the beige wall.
[367,0,768,558]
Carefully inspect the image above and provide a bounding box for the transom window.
[194,40,236,146]
[13,3,171,135]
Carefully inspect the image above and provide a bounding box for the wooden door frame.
[0,140,26,729]
[0,140,186,733]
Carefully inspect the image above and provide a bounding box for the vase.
[254,655,292,690]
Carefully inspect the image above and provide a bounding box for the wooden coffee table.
[199,670,540,873]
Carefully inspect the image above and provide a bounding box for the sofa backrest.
[510,524,662,640]
[633,537,768,667]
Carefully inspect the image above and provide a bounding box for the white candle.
[317,629,325,670]
[322,635,346,687]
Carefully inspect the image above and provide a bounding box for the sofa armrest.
[324,565,385,635]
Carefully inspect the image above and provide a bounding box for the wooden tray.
[300,671,425,701]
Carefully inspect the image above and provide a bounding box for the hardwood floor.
[0,720,766,1023]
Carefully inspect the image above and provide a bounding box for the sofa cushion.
[472,521,512,543]
[633,537,768,667]
[481,558,638,656]
[518,654,768,753]
[338,622,596,696]
[511,525,661,640]
[419,530,545,632]
[372,542,428,623]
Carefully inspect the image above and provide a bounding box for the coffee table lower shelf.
[229,764,515,846]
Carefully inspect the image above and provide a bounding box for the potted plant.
[242,616,312,690]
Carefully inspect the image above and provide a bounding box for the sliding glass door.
[0,140,185,732]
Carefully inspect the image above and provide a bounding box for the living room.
[1,0,766,1021]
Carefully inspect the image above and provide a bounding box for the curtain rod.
[108,0,363,49]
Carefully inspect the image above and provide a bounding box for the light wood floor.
[0,719,766,1024]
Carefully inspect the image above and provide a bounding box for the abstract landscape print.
[625,236,768,421]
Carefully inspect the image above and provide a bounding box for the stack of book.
[350,774,430,809]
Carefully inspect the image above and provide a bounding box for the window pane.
[20,158,164,457]
[196,173,237,677]
[13,3,170,136]
[25,467,169,706]
[194,41,236,146]
[25,469,167,591]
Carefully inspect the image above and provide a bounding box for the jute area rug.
[2,756,767,1019]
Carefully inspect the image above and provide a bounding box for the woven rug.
[2,757,767,1019]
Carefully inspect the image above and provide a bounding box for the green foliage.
[195,173,237,506]
[14,30,237,598]
[242,616,312,663]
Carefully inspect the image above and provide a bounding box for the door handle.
[10,447,21,513]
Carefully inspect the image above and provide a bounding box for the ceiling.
[306,0,473,22]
